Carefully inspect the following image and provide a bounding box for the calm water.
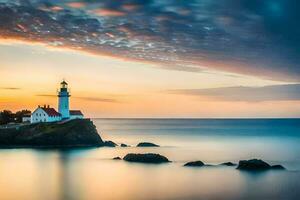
[0,119,300,200]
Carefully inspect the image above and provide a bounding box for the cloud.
[36,94,119,103]
[36,94,56,97]
[74,96,120,103]
[66,2,86,9]
[0,0,300,81]
[169,84,300,102]
[91,8,126,16]
[0,87,21,90]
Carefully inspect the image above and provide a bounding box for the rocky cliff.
[0,119,104,148]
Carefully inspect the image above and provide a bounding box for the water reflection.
[0,118,300,199]
[0,148,299,200]
[57,150,74,200]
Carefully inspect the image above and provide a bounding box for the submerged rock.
[220,162,237,166]
[0,119,104,148]
[237,159,270,170]
[184,161,205,167]
[123,153,169,163]
[237,159,285,171]
[104,141,117,147]
[121,143,129,147]
[271,165,285,170]
[113,156,122,160]
[136,142,160,147]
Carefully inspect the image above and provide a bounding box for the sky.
[0,0,300,118]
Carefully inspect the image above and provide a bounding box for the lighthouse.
[58,80,70,119]
[31,80,83,123]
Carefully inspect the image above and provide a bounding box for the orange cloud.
[51,6,63,12]
[38,6,63,12]
[66,2,86,9]
[123,4,139,11]
[92,9,126,17]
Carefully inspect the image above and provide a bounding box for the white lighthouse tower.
[58,80,70,119]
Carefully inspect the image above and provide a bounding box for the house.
[22,114,31,123]
[70,110,84,119]
[31,80,84,123]
[31,105,61,123]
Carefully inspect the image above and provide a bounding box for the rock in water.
[220,162,237,166]
[136,142,160,147]
[113,157,122,160]
[237,159,271,170]
[123,153,169,163]
[121,143,129,147]
[184,161,205,167]
[0,119,104,148]
[104,140,117,147]
[237,159,285,171]
[271,165,285,170]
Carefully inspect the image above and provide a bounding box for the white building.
[22,115,31,123]
[70,110,84,120]
[31,80,84,123]
[31,106,62,123]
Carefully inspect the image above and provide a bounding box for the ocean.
[0,119,299,200]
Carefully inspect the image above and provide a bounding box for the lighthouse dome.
[60,80,68,89]
[61,80,68,85]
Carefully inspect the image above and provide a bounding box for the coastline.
[0,119,105,148]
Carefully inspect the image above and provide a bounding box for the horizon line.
[90,117,300,120]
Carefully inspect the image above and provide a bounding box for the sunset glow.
[1,2,300,200]
[0,0,299,118]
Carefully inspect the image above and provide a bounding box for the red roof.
[70,110,83,116]
[41,107,61,117]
